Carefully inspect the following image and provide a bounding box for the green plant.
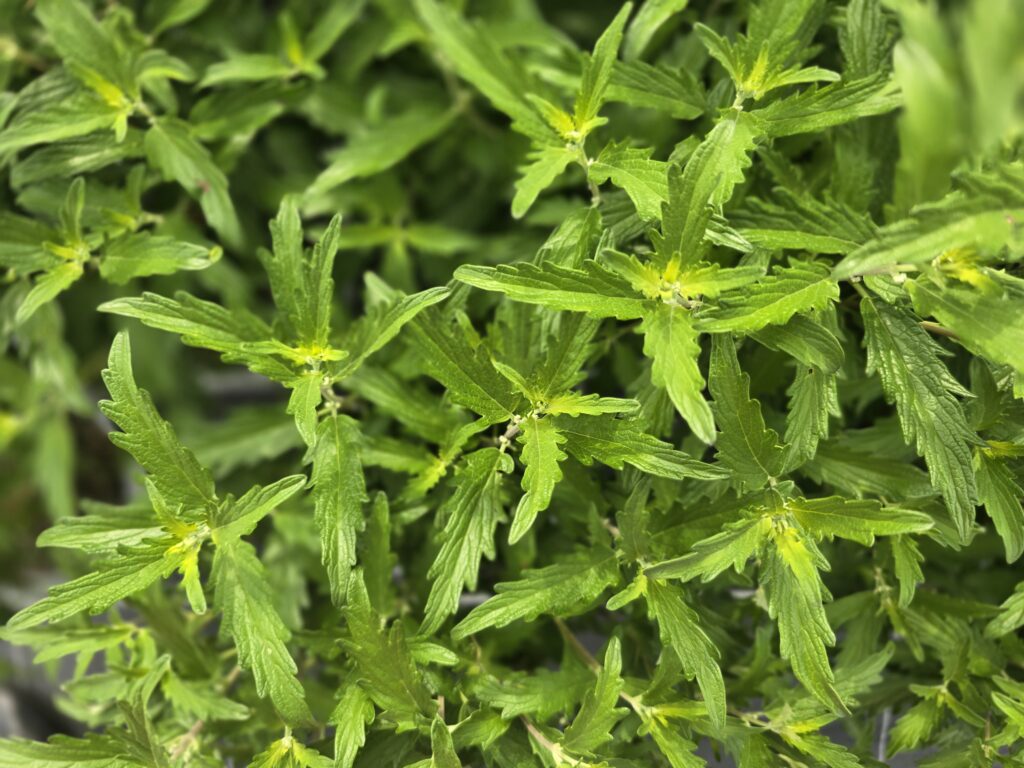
[1,0,1023,765]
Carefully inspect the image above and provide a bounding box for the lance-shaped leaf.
[509,416,567,544]
[422,449,511,635]
[561,638,628,753]
[455,260,647,320]
[211,537,312,725]
[783,365,839,472]
[708,335,785,489]
[750,314,844,374]
[764,524,847,714]
[100,332,216,515]
[697,260,838,333]
[453,546,619,639]
[657,112,757,271]
[0,733,136,766]
[908,274,1024,378]
[788,496,933,546]
[15,261,84,325]
[311,414,367,605]
[99,233,220,285]
[833,165,1024,278]
[645,579,727,730]
[642,302,715,444]
[344,569,434,720]
[733,189,876,255]
[646,515,770,582]
[607,59,704,119]
[574,3,632,131]
[750,73,900,137]
[554,414,727,481]
[7,537,185,630]
[974,451,1024,563]
[511,145,577,219]
[862,297,979,540]
[331,678,374,768]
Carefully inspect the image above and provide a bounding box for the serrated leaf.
[645,579,727,730]
[311,414,367,606]
[974,451,1024,563]
[330,679,374,768]
[862,297,979,540]
[697,260,838,333]
[646,515,769,582]
[211,537,311,725]
[422,449,511,635]
[99,232,220,284]
[511,145,577,219]
[708,335,785,488]
[509,416,567,543]
[789,496,933,546]
[15,260,83,325]
[453,546,618,639]
[561,637,627,753]
[588,142,667,221]
[642,302,715,444]
[554,414,727,481]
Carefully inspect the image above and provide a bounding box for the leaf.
[642,302,715,444]
[99,233,220,284]
[144,117,242,247]
[974,451,1024,563]
[212,474,307,541]
[750,74,900,137]
[0,734,136,767]
[311,414,367,606]
[7,537,184,629]
[0,90,119,155]
[455,260,647,320]
[309,104,454,195]
[15,260,83,325]
[733,189,876,254]
[646,516,769,582]
[764,525,847,714]
[35,0,129,90]
[833,165,1024,279]
[286,372,323,447]
[623,0,690,60]
[862,297,979,540]
[409,312,520,423]
[511,145,577,219]
[509,416,567,544]
[607,59,704,120]
[750,314,845,373]
[452,546,619,638]
[789,497,933,546]
[708,335,785,489]
[422,449,511,635]
[412,0,554,145]
[330,680,374,768]
[199,54,295,88]
[645,579,727,730]
[892,534,924,608]
[574,4,631,130]
[657,112,757,271]
[100,332,216,515]
[784,366,839,471]
[343,569,434,719]
[697,260,839,333]
[908,274,1024,378]
[429,716,462,768]
[211,537,312,724]
[561,638,628,753]
[588,142,667,221]
[554,414,727,481]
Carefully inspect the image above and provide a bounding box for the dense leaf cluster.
[1,0,1023,766]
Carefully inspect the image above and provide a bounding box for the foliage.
[0,0,1022,766]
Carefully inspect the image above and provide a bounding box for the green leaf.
[974,451,1024,563]
[309,104,454,195]
[645,579,727,730]
[429,716,462,768]
[750,314,845,373]
[765,524,847,715]
[574,4,631,130]
[212,537,312,725]
[708,335,785,489]
[733,190,876,254]
[7,537,184,629]
[646,515,769,582]
[750,74,900,137]
[783,365,839,471]
[144,117,242,247]
[0,734,136,767]
[15,260,83,325]
[509,416,567,544]
[311,414,367,606]
[642,302,715,444]
[35,0,130,90]
[100,332,216,515]
[862,297,979,540]
[422,449,512,635]
[452,546,619,639]
[789,496,933,546]
[554,414,727,481]
[199,54,295,88]
[561,638,628,753]
[891,534,925,608]
[455,260,647,320]
[286,372,323,447]
[623,0,690,60]
[0,89,119,155]
[330,680,374,768]
[511,145,577,219]
[833,165,1024,278]
[697,260,839,333]
[607,60,704,120]
[344,569,434,719]
[99,233,220,284]
[589,142,667,221]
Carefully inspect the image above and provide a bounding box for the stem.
[919,321,958,339]
[554,618,646,714]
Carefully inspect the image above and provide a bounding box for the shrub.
[1,0,1023,765]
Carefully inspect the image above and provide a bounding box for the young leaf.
[561,637,628,753]
[509,415,567,544]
